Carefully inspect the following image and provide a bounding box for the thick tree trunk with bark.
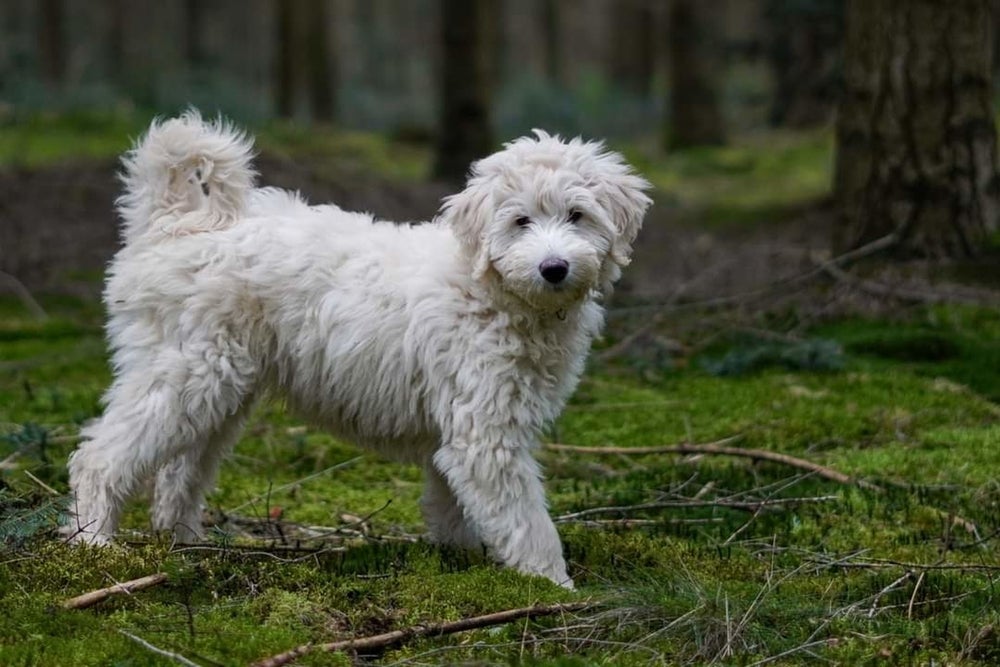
[666,0,725,149]
[434,0,493,184]
[834,0,1000,258]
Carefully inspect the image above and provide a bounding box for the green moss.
[2,289,999,666]
[637,129,834,229]
[0,112,430,185]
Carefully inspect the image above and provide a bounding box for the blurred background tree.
[666,0,726,149]
[834,0,999,258]
[433,0,494,183]
[274,0,337,122]
[2,0,999,286]
[764,0,843,129]
[1,0,789,141]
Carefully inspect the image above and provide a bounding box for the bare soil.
[4,155,992,322]
[0,154,451,298]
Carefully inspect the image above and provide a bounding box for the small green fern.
[0,487,67,550]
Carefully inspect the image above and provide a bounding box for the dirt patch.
[0,154,839,307]
[0,154,452,297]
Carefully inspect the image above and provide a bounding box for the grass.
[1,291,998,666]
[630,129,834,228]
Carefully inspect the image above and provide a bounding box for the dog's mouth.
[507,275,591,311]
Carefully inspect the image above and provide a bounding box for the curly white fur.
[64,111,652,588]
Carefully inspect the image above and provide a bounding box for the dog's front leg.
[432,440,573,589]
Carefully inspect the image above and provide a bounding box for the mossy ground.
[3,292,998,666]
[2,116,999,665]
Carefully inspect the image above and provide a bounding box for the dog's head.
[439,130,652,310]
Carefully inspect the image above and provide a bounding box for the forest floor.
[1,112,999,666]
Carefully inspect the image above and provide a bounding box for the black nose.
[539,258,569,284]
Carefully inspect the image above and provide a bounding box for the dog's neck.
[469,271,601,340]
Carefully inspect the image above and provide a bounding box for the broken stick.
[62,572,168,610]
[251,601,594,667]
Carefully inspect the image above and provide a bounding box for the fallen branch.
[553,496,840,523]
[809,558,1000,573]
[62,572,168,610]
[568,517,724,528]
[817,257,1000,307]
[556,496,839,522]
[546,437,881,491]
[609,231,903,319]
[250,601,594,667]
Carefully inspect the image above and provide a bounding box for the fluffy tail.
[117,110,256,242]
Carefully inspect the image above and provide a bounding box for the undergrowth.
[1,291,998,666]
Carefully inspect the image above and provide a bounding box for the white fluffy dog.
[64,111,651,588]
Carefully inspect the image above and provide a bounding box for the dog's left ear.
[438,175,495,279]
[589,147,653,269]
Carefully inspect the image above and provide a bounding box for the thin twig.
[228,456,362,513]
[597,257,739,360]
[62,572,168,610]
[609,231,902,318]
[907,571,926,620]
[0,452,20,471]
[118,630,201,667]
[250,601,595,667]
[555,496,838,522]
[568,517,723,528]
[750,638,840,667]
[23,470,60,496]
[818,257,1000,307]
[0,270,48,320]
[867,571,913,618]
[547,437,881,491]
[810,558,1000,573]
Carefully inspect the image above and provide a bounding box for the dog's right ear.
[438,177,495,280]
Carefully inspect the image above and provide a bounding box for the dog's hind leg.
[65,352,254,544]
[421,462,482,550]
[150,399,255,542]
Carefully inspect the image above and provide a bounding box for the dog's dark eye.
[568,210,583,223]
[515,216,531,227]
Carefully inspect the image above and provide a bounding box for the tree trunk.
[666,0,725,149]
[106,0,125,85]
[305,0,336,123]
[834,0,999,258]
[765,0,843,128]
[37,0,66,87]
[184,0,205,68]
[612,0,656,98]
[433,0,494,184]
[541,0,562,87]
[274,0,296,118]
